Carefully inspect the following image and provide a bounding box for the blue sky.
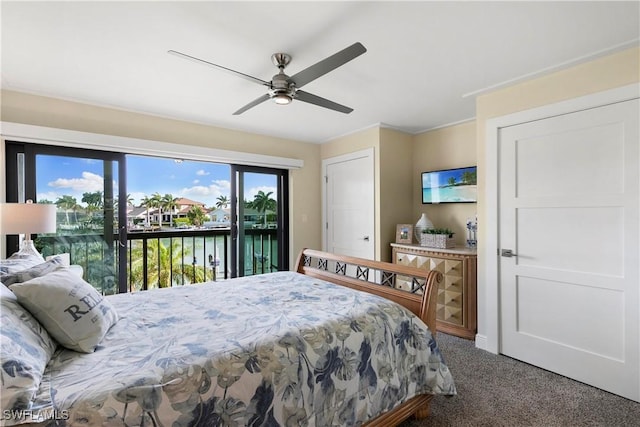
[35,154,277,208]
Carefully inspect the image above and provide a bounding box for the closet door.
[499,99,639,401]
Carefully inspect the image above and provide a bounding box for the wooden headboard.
[295,248,442,334]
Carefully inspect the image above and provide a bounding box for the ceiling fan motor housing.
[269,73,296,101]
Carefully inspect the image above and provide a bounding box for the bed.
[1,249,456,426]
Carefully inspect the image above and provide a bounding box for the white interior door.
[323,149,375,259]
[499,99,639,401]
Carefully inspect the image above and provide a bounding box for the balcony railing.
[37,228,278,295]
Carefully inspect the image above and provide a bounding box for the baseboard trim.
[475,334,492,353]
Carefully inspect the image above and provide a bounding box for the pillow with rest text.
[11,268,118,353]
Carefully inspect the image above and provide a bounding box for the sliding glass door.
[5,142,127,294]
[230,165,289,277]
[5,142,290,291]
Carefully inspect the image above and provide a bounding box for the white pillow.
[2,256,65,287]
[46,253,70,267]
[11,268,118,353]
[0,253,44,284]
[1,289,58,411]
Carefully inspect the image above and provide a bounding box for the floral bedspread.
[31,271,456,426]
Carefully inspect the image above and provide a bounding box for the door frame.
[230,164,289,277]
[482,83,640,354]
[321,148,375,258]
[4,141,128,293]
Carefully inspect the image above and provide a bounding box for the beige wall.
[320,125,380,160]
[321,123,476,261]
[320,126,414,261]
[475,46,640,338]
[0,90,322,266]
[321,126,381,256]
[412,121,477,246]
[379,128,413,261]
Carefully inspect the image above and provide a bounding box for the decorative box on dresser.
[391,243,477,339]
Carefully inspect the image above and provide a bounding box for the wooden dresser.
[391,243,477,339]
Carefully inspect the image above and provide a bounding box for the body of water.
[423,185,477,203]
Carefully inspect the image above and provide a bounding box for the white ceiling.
[1,1,638,144]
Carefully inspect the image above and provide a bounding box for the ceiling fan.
[168,42,366,115]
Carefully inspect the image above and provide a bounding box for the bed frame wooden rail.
[295,248,444,426]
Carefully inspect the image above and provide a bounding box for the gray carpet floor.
[400,333,640,427]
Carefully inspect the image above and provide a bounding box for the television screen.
[422,166,477,203]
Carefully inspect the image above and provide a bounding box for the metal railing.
[37,228,278,294]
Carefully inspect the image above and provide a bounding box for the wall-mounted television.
[421,166,477,204]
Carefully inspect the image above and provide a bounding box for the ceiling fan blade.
[295,90,353,114]
[233,93,271,115]
[168,50,269,86]
[289,42,366,88]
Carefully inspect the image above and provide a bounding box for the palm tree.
[115,193,134,211]
[82,191,103,221]
[251,190,276,227]
[151,192,163,229]
[128,239,206,290]
[162,194,179,228]
[461,170,477,185]
[215,195,229,209]
[447,176,457,186]
[187,205,207,227]
[56,195,77,224]
[140,195,153,226]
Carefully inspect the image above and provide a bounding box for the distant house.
[127,206,149,227]
[127,197,208,227]
[208,208,230,223]
[171,198,206,222]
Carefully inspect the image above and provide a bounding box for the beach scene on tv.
[422,166,477,203]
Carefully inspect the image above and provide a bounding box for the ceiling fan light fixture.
[273,93,292,105]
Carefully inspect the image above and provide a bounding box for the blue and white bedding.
[18,271,456,426]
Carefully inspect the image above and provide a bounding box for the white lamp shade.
[0,203,57,235]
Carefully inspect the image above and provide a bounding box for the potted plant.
[420,228,455,249]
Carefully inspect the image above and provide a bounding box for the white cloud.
[180,180,231,206]
[196,170,210,176]
[129,192,148,207]
[48,171,104,192]
[211,179,231,191]
[245,186,277,201]
[36,191,62,203]
[193,179,200,184]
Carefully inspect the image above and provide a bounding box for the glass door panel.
[34,153,123,294]
[231,166,288,277]
[0,140,130,294]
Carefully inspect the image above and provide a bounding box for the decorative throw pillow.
[46,253,70,267]
[11,268,118,353]
[1,282,17,301]
[0,290,58,411]
[2,256,65,287]
[0,253,44,284]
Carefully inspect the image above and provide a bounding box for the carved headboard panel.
[295,248,442,334]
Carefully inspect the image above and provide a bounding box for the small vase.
[414,213,434,243]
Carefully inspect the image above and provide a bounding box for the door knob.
[501,249,517,257]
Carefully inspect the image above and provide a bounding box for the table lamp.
[0,200,57,259]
